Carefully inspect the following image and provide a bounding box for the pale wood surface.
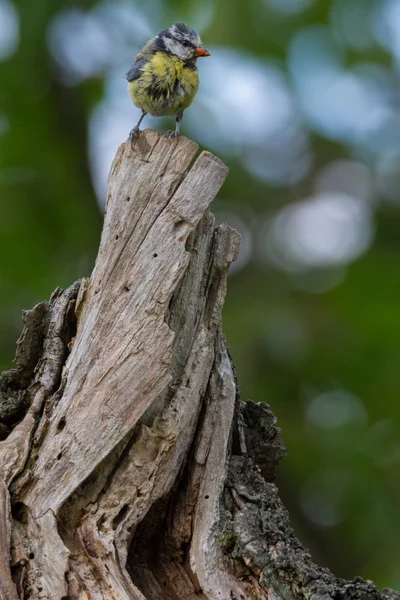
[0,130,398,600]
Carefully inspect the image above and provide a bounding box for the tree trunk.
[0,130,398,600]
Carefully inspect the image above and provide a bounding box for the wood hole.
[57,417,66,431]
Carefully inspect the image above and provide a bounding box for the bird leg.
[166,113,183,138]
[129,111,147,146]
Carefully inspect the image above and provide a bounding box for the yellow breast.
[128,53,199,117]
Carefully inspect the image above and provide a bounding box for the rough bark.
[0,130,398,600]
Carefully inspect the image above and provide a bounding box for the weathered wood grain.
[6,130,236,598]
[0,479,18,600]
[23,135,228,518]
[0,129,398,600]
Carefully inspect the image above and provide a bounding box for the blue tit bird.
[125,22,210,145]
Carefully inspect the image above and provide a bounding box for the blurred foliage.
[1,0,400,590]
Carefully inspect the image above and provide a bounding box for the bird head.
[155,23,211,61]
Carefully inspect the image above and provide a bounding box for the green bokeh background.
[1,0,399,589]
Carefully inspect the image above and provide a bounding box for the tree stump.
[0,130,399,600]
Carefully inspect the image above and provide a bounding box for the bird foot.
[129,127,140,147]
[165,130,179,138]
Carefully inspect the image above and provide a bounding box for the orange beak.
[195,48,211,57]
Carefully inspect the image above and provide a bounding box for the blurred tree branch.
[0,131,399,599]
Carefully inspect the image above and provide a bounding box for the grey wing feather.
[125,58,147,82]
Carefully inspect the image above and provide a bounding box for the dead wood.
[0,130,398,600]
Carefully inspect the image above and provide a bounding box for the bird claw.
[129,127,139,148]
[166,130,179,138]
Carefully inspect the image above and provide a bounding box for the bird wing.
[125,58,147,82]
